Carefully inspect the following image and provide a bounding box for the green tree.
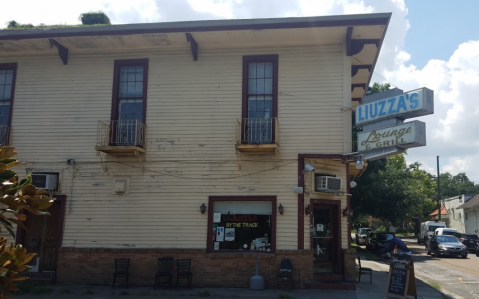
[366,82,391,95]
[438,172,479,198]
[79,12,111,25]
[6,21,34,29]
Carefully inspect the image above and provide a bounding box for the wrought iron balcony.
[95,120,146,154]
[0,125,11,146]
[235,117,279,152]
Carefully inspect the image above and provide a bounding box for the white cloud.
[2,0,479,183]
[386,40,479,183]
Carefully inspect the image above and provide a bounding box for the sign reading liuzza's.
[357,121,426,152]
[356,88,434,126]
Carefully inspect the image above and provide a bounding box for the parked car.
[434,228,457,236]
[366,232,395,253]
[476,242,479,257]
[426,235,468,258]
[454,232,479,252]
[355,228,372,245]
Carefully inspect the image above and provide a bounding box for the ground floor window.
[207,196,276,252]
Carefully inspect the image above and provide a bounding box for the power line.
[353,57,400,90]
[113,160,297,181]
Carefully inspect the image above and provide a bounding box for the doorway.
[16,196,66,272]
[310,200,341,275]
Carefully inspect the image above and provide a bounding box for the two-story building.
[0,13,391,289]
[442,194,479,234]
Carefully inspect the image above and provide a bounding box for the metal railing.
[96,119,146,148]
[0,125,11,146]
[236,117,279,145]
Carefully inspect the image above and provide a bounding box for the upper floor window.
[242,55,278,144]
[0,63,16,146]
[111,59,148,146]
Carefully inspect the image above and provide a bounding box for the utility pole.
[437,156,441,221]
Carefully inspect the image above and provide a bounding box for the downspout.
[298,154,304,250]
[346,163,351,249]
[476,209,478,234]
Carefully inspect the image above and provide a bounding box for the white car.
[356,228,372,245]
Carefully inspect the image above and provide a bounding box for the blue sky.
[405,0,479,69]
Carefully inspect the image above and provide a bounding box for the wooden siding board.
[7,43,346,250]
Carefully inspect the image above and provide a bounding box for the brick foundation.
[342,248,357,283]
[57,248,314,288]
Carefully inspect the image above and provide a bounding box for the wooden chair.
[155,257,174,290]
[176,259,193,289]
[112,258,130,289]
[274,258,294,292]
[357,256,372,284]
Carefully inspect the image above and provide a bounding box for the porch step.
[305,281,356,291]
[24,272,56,285]
[313,273,343,283]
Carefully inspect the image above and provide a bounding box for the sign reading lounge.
[356,88,434,126]
[357,121,426,152]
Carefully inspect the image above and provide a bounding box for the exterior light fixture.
[200,203,206,214]
[293,186,304,194]
[305,204,311,215]
[304,164,315,172]
[354,155,364,170]
[343,207,353,217]
[278,204,284,215]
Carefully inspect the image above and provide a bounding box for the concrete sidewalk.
[14,259,448,299]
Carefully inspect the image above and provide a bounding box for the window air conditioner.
[315,176,342,192]
[31,173,59,191]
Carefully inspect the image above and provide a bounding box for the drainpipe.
[476,209,478,234]
[298,154,305,250]
[346,163,351,249]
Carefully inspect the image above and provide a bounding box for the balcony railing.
[0,125,11,146]
[95,120,146,154]
[235,117,279,152]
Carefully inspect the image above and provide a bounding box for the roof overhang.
[0,13,391,104]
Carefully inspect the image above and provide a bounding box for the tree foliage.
[79,12,111,25]
[0,146,53,299]
[438,172,479,199]
[4,12,111,30]
[366,82,391,95]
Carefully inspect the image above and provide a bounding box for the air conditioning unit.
[315,176,342,192]
[31,173,59,191]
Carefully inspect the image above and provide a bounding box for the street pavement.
[351,233,479,299]
[405,239,479,299]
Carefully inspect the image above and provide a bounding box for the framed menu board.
[384,254,417,299]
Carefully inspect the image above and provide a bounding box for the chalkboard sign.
[384,254,417,299]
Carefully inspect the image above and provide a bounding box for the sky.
[2,0,479,183]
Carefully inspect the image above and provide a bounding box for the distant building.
[429,205,448,222]
[436,194,477,233]
[457,194,479,234]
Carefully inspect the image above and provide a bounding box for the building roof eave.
[0,13,391,41]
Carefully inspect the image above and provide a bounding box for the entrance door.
[311,203,340,275]
[17,197,65,272]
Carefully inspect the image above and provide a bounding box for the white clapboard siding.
[303,159,349,249]
[4,42,350,249]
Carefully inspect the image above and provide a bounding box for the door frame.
[15,195,66,271]
[309,198,342,274]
